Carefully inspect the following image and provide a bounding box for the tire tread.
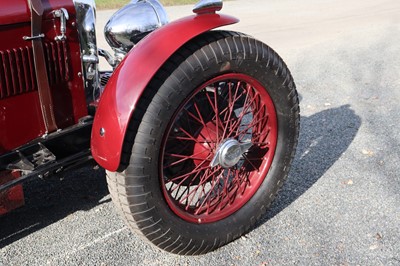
[107,30,300,255]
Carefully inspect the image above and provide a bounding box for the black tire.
[107,31,300,255]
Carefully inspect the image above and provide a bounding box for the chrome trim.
[98,48,117,68]
[22,33,45,41]
[193,0,223,14]
[210,139,252,168]
[73,0,100,103]
[146,0,163,27]
[100,127,105,137]
[52,8,69,41]
[104,0,169,54]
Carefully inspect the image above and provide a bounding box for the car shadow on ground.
[261,104,361,222]
[0,167,109,249]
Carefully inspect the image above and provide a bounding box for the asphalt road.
[1,0,400,265]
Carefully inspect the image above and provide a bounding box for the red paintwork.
[0,0,30,26]
[91,13,239,171]
[0,0,87,154]
[0,92,45,151]
[0,0,86,215]
[193,122,219,167]
[0,171,24,215]
[0,0,79,26]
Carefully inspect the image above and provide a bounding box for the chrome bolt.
[100,127,106,137]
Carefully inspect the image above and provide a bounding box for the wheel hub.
[193,122,220,167]
[211,139,253,168]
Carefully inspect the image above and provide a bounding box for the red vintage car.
[0,0,299,254]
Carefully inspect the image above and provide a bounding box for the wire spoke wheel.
[107,31,299,255]
[161,74,278,223]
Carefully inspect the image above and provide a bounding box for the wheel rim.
[160,73,278,224]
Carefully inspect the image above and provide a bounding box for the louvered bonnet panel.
[0,41,70,100]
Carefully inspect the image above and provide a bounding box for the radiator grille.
[0,41,70,100]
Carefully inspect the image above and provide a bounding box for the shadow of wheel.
[262,104,361,222]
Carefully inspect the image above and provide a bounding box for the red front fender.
[91,13,239,171]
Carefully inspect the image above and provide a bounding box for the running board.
[0,150,92,192]
[0,118,94,192]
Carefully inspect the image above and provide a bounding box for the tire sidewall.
[124,34,298,247]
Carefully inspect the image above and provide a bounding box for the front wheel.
[107,31,299,255]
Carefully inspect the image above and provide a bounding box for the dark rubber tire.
[107,30,300,255]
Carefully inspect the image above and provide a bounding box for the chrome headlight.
[104,0,169,53]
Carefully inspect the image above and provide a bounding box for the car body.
[0,0,235,215]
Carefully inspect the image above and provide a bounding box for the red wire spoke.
[192,100,218,150]
[178,166,222,208]
[213,85,220,133]
[233,105,268,140]
[168,164,210,183]
[213,169,235,210]
[176,126,202,144]
[215,86,246,126]
[172,185,190,202]
[167,135,210,144]
[167,152,212,181]
[221,81,244,140]
[186,167,223,211]
[252,142,270,146]
[169,166,207,194]
[204,92,224,133]
[164,150,211,168]
[238,117,269,143]
[194,168,226,215]
[228,90,259,137]
[183,107,204,125]
[242,154,260,172]
[236,169,252,196]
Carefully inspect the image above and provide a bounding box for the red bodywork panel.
[92,13,239,171]
[0,0,87,154]
[0,0,30,26]
[0,171,24,215]
[0,0,86,214]
[0,0,80,26]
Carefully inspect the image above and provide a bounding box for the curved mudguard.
[91,13,239,171]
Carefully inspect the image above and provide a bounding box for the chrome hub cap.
[211,139,253,168]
